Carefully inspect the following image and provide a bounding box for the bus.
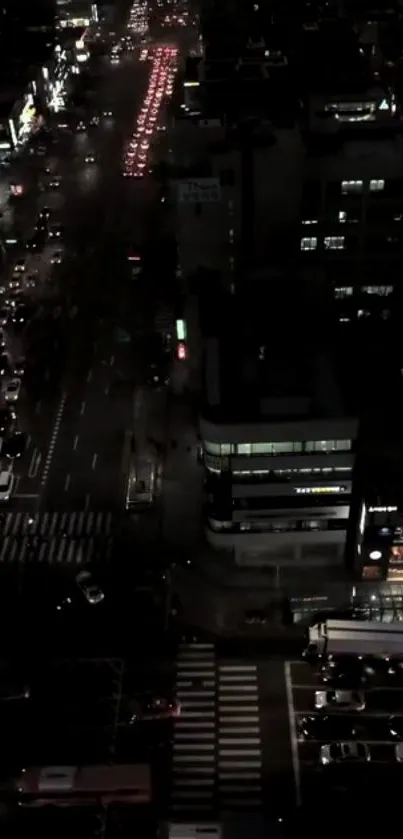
[304,619,403,662]
[15,763,151,808]
[125,458,157,511]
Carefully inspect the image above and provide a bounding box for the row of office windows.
[334,285,393,298]
[208,517,349,533]
[231,466,352,482]
[341,179,385,195]
[204,440,353,456]
[301,236,346,251]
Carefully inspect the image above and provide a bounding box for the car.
[0,310,8,326]
[50,251,62,265]
[49,177,61,189]
[4,379,21,404]
[77,121,86,131]
[319,659,366,686]
[298,714,359,741]
[49,224,62,239]
[0,409,15,436]
[26,231,46,252]
[102,110,112,117]
[13,259,26,273]
[126,693,181,722]
[395,742,403,762]
[85,154,96,163]
[0,353,10,375]
[25,274,37,289]
[320,741,371,766]
[11,305,29,326]
[0,471,14,502]
[12,358,25,377]
[39,206,51,220]
[314,689,365,711]
[0,331,6,350]
[76,570,104,605]
[9,276,21,291]
[90,116,99,126]
[2,432,26,459]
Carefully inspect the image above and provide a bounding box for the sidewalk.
[161,392,203,552]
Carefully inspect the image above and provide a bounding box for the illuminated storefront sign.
[60,17,90,27]
[8,118,17,148]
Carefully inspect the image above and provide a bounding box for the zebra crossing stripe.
[0,534,114,564]
[171,642,217,816]
[2,511,113,538]
[217,663,263,810]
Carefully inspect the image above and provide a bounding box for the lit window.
[324,236,345,250]
[294,485,347,495]
[300,237,317,251]
[341,180,363,194]
[304,440,352,453]
[301,219,318,225]
[334,286,353,298]
[369,179,385,192]
[362,285,393,296]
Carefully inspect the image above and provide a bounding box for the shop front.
[355,500,403,581]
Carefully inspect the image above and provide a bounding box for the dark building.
[0,0,57,74]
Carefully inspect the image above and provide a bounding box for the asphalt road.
[9,49,155,514]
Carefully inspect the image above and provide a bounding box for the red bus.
[15,763,151,807]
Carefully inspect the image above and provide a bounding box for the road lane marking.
[80,401,86,415]
[73,435,79,450]
[26,434,31,450]
[87,370,92,382]
[104,385,109,396]
[14,493,40,499]
[64,474,70,491]
[35,401,41,414]
[92,453,98,470]
[28,449,41,479]
[45,369,50,380]
[84,493,90,510]
[40,392,67,489]
[109,355,114,366]
[285,661,301,808]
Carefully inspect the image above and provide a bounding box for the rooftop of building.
[295,20,375,94]
[200,279,354,425]
[304,130,403,177]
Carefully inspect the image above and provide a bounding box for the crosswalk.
[172,642,217,814]
[0,512,114,565]
[218,663,262,810]
[0,511,113,538]
[171,642,263,816]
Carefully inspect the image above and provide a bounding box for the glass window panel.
[237,444,252,455]
[204,441,221,455]
[251,443,273,454]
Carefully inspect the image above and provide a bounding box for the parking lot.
[286,659,403,809]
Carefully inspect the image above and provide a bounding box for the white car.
[76,570,104,605]
[4,378,21,403]
[50,251,62,265]
[0,471,14,502]
[314,689,365,712]
[13,259,26,273]
[320,741,370,766]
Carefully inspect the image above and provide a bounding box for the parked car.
[314,689,366,712]
[4,379,21,404]
[76,570,104,605]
